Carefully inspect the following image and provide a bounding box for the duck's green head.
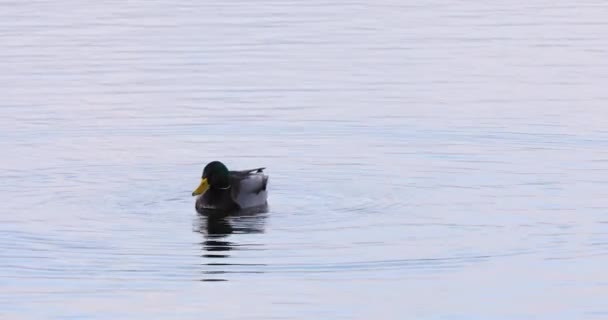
[192,161,230,196]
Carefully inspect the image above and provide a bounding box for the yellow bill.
[192,178,209,196]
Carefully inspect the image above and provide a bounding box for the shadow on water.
[193,206,269,281]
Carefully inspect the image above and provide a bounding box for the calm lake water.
[2,1,608,319]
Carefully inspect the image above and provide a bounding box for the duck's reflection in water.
[194,209,268,281]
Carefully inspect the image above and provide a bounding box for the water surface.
[2,1,608,319]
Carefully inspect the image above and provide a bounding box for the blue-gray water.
[2,1,608,319]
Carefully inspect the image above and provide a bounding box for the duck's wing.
[231,167,266,176]
[229,171,268,209]
[229,171,268,194]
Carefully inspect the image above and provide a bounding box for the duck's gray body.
[195,168,268,215]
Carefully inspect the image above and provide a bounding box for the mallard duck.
[192,161,269,214]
